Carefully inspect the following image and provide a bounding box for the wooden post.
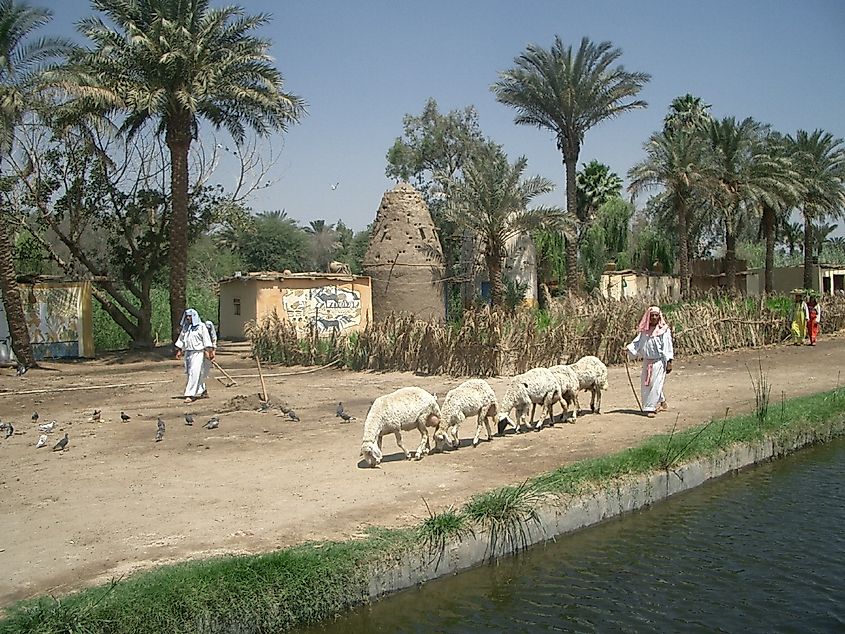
[256,354,268,403]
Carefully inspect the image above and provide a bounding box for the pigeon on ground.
[53,433,68,451]
[16,364,27,376]
[155,418,165,442]
[203,416,219,430]
[91,409,101,422]
[38,421,55,433]
[287,410,300,422]
[338,411,355,422]
[258,401,271,413]
[279,403,291,415]
[336,402,345,417]
[4,423,13,439]
[36,434,48,448]
[120,411,131,422]
[32,411,39,423]
[184,412,194,426]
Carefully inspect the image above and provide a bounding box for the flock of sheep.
[359,356,609,467]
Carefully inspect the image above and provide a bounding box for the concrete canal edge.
[366,417,845,600]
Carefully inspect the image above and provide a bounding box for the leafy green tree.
[233,210,308,273]
[64,0,305,340]
[0,0,70,368]
[579,197,633,291]
[492,36,650,292]
[576,160,623,231]
[446,145,570,306]
[785,130,845,287]
[304,219,340,272]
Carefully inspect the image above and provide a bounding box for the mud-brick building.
[218,272,373,340]
[363,183,446,321]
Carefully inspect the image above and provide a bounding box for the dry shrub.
[247,295,845,376]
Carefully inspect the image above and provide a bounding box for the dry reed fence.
[247,294,845,377]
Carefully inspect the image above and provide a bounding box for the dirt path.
[1,336,843,606]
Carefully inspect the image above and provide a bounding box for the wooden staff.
[212,360,237,386]
[255,355,268,403]
[624,355,643,413]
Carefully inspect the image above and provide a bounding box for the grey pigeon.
[338,411,355,422]
[4,423,13,439]
[38,421,55,433]
[31,411,38,423]
[16,364,27,376]
[203,416,219,430]
[279,403,291,415]
[53,433,68,451]
[155,418,165,442]
[184,412,194,426]
[36,433,48,448]
[120,411,131,422]
[258,401,271,413]
[287,410,300,422]
[335,402,345,417]
[91,409,101,422]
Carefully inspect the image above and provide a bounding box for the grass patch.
[4,386,845,633]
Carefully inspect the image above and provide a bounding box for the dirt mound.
[221,393,266,412]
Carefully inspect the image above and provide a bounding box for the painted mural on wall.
[0,285,85,360]
[281,286,362,336]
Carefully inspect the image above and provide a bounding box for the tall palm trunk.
[485,250,504,308]
[0,218,36,368]
[563,139,579,291]
[803,210,814,289]
[675,195,689,298]
[761,203,776,294]
[166,117,191,342]
[724,220,738,292]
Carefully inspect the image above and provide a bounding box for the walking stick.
[212,360,237,387]
[624,354,643,413]
[255,355,268,403]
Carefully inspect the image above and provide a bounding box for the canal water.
[302,437,845,633]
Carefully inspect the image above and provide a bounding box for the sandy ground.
[1,335,844,606]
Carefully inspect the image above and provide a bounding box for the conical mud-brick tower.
[364,183,445,321]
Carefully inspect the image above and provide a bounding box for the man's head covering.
[637,305,669,336]
[180,308,201,331]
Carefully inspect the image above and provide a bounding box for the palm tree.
[664,94,712,132]
[492,36,650,292]
[779,220,804,257]
[576,160,622,233]
[628,128,713,298]
[813,221,838,258]
[785,130,845,288]
[64,0,305,339]
[446,145,571,307]
[304,219,340,272]
[0,0,71,369]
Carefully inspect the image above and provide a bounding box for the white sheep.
[497,367,561,434]
[570,355,609,414]
[359,387,441,467]
[547,364,580,423]
[434,379,498,449]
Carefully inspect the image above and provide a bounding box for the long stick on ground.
[212,360,238,386]
[624,356,643,413]
[0,379,172,397]
[255,355,268,403]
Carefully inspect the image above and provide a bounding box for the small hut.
[363,183,445,321]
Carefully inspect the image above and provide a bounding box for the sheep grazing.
[359,387,441,467]
[434,379,498,449]
[570,355,609,414]
[498,367,561,434]
[547,364,580,423]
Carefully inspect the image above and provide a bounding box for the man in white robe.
[198,320,218,397]
[174,309,214,404]
[626,306,674,418]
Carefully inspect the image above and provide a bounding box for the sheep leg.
[413,422,428,460]
[529,403,538,428]
[472,408,483,447]
[595,388,602,414]
[394,431,412,460]
[590,388,597,413]
[482,405,495,442]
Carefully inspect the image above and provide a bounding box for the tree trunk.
[485,250,504,308]
[724,223,737,292]
[132,277,154,349]
[803,210,814,289]
[563,139,580,292]
[675,196,689,298]
[166,117,191,342]
[762,203,776,295]
[0,219,36,368]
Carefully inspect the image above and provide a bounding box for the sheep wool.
[570,355,609,414]
[436,379,498,449]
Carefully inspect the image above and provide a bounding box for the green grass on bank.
[3,385,845,634]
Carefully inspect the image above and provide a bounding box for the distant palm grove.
[1,1,844,360]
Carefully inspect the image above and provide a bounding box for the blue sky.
[48,0,845,232]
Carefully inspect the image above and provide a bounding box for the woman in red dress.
[807,294,821,346]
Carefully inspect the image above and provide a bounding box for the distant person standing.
[626,306,674,418]
[175,309,215,404]
[806,293,821,346]
[199,320,219,397]
[790,289,809,345]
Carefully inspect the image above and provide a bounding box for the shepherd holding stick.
[624,306,674,419]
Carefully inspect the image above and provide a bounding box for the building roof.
[218,271,362,283]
